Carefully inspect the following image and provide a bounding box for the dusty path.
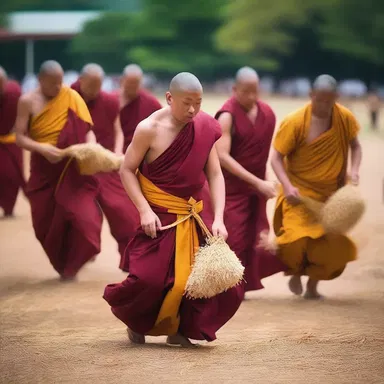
[1,98,383,384]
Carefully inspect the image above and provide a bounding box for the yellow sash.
[137,171,209,336]
[0,133,16,144]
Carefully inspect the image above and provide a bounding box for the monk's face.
[166,90,202,123]
[79,74,102,101]
[121,75,141,100]
[311,90,338,118]
[39,71,63,99]
[233,80,259,111]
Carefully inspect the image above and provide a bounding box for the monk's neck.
[121,91,140,105]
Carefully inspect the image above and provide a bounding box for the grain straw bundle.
[62,143,124,175]
[185,224,244,299]
[300,184,366,234]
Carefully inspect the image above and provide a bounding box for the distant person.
[103,72,242,347]
[367,90,381,131]
[271,75,362,299]
[0,67,26,217]
[214,67,286,298]
[15,60,102,280]
[71,64,139,264]
[116,64,162,152]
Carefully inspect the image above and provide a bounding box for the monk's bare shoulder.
[135,113,159,139]
[18,92,34,111]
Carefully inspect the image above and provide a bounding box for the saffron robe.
[273,103,358,280]
[103,112,243,341]
[0,80,26,215]
[119,89,162,152]
[71,81,139,259]
[215,97,286,292]
[26,87,102,278]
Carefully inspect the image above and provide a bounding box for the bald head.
[39,60,63,77]
[235,66,259,84]
[123,64,143,78]
[81,63,105,79]
[313,74,337,92]
[38,60,63,99]
[0,66,7,95]
[0,66,7,80]
[169,72,203,94]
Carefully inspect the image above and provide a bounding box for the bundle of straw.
[300,184,365,234]
[62,143,123,175]
[185,225,244,300]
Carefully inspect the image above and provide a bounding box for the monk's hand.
[39,143,64,164]
[283,184,301,205]
[212,219,228,240]
[257,180,277,200]
[348,172,360,186]
[140,209,162,239]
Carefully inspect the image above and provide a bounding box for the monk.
[271,75,362,299]
[15,60,102,280]
[0,67,26,217]
[215,67,286,296]
[117,64,162,152]
[71,64,138,262]
[103,72,242,347]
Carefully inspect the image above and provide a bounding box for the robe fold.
[215,97,286,293]
[103,112,242,341]
[273,103,358,280]
[26,87,102,278]
[71,81,139,260]
[0,81,26,215]
[119,89,162,152]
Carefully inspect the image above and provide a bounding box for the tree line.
[1,0,383,84]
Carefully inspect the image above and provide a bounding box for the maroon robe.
[215,97,286,292]
[103,112,243,341]
[0,80,26,215]
[71,81,139,260]
[27,110,102,278]
[119,89,162,151]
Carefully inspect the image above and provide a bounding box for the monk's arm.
[119,122,153,215]
[14,97,44,152]
[113,116,124,155]
[349,137,362,183]
[270,149,291,188]
[205,145,226,223]
[86,129,97,144]
[216,112,265,189]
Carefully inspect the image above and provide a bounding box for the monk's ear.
[165,91,172,105]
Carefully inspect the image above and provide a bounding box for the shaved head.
[123,64,143,78]
[233,66,259,111]
[235,66,259,84]
[313,74,338,92]
[81,63,104,79]
[38,60,63,99]
[0,66,7,80]
[39,60,64,76]
[169,72,203,94]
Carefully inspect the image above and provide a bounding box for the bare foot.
[288,276,303,296]
[127,328,145,344]
[304,278,323,300]
[166,334,196,348]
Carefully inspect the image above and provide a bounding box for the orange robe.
[0,80,26,215]
[26,87,102,278]
[273,103,358,280]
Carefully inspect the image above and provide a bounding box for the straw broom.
[62,143,124,175]
[185,220,244,300]
[300,184,366,234]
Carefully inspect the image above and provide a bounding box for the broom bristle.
[321,185,366,233]
[185,236,244,299]
[63,143,123,175]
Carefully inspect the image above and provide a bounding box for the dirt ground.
[1,97,383,384]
